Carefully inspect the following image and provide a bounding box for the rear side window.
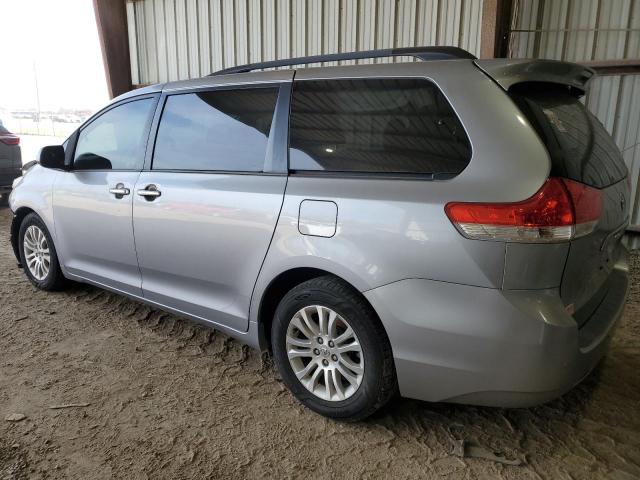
[153,88,278,172]
[511,84,628,188]
[289,78,471,176]
[74,98,155,170]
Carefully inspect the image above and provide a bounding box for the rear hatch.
[510,84,630,326]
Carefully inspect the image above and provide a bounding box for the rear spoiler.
[474,59,596,96]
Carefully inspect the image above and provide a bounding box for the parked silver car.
[0,124,22,205]
[8,47,631,421]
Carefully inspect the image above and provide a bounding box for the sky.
[0,0,109,112]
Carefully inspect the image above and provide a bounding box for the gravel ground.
[0,206,639,479]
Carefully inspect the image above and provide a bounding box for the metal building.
[93,0,639,237]
[125,0,485,83]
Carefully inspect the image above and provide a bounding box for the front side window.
[152,88,278,172]
[289,78,472,176]
[74,98,155,170]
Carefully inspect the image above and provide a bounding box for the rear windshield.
[511,84,627,188]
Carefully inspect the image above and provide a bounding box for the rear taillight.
[0,134,20,146]
[562,178,602,237]
[445,178,602,243]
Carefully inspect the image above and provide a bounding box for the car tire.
[271,275,397,422]
[18,213,67,291]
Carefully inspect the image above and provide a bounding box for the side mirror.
[38,145,66,170]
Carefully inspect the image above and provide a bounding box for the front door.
[53,96,157,296]
[133,84,289,331]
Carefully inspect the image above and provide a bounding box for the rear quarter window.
[510,84,628,188]
[288,78,471,177]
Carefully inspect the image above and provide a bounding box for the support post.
[93,0,132,98]
[480,0,515,59]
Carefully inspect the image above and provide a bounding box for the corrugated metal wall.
[510,0,640,240]
[126,0,484,84]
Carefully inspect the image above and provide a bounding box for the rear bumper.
[364,250,629,407]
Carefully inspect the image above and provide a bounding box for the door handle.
[109,183,130,198]
[137,184,161,200]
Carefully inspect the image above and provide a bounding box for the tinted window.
[153,88,278,172]
[74,98,154,170]
[511,84,628,188]
[289,78,471,176]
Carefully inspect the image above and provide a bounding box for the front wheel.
[18,213,67,291]
[271,276,397,421]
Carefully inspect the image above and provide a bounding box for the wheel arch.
[254,266,386,352]
[10,206,36,265]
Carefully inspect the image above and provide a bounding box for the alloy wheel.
[286,305,364,401]
[23,225,50,281]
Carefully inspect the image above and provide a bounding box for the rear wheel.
[18,213,66,291]
[271,275,397,421]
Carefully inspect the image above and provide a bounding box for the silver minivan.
[8,47,631,421]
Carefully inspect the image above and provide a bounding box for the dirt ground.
[0,206,638,480]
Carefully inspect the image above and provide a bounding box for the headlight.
[12,176,23,189]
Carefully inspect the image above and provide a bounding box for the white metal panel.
[460,0,483,54]
[593,0,631,60]
[154,0,168,81]
[248,0,261,63]
[396,0,417,52]
[235,0,248,65]
[291,0,306,58]
[164,0,179,81]
[509,0,539,58]
[175,0,189,79]
[563,0,598,62]
[128,0,485,81]
[376,0,396,63]
[439,0,462,47]
[416,0,440,47]
[126,2,139,84]
[222,0,236,68]
[134,1,149,83]
[358,0,377,64]
[186,0,200,77]
[143,0,158,81]
[340,0,358,65]
[323,0,339,66]
[276,0,291,60]
[306,0,322,66]
[538,0,568,59]
[210,0,224,72]
[198,0,211,75]
[261,0,275,62]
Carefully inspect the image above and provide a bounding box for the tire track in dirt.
[1,207,639,479]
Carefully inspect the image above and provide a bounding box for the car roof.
[110,48,595,105]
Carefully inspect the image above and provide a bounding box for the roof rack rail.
[209,46,476,76]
